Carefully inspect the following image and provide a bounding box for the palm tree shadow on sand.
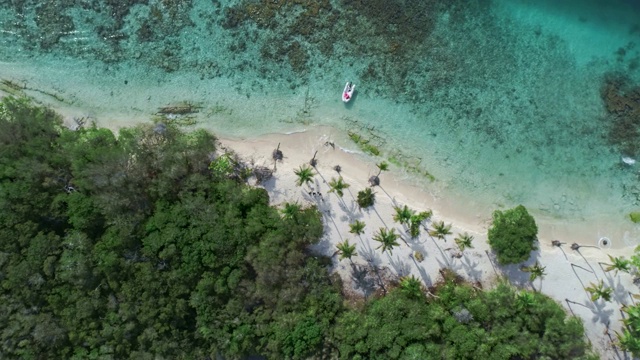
[586,299,615,325]
[497,249,542,288]
[388,253,412,279]
[603,274,631,305]
[451,252,484,283]
[410,256,433,289]
[349,263,377,299]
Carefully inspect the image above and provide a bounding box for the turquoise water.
[1,0,640,245]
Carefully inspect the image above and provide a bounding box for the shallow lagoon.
[1,0,640,246]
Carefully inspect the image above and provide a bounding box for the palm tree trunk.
[565,298,590,317]
[378,184,396,205]
[576,250,599,280]
[430,235,450,267]
[323,209,344,242]
[484,250,500,277]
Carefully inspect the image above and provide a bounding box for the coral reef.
[601,75,640,157]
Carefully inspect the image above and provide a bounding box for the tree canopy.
[0,98,596,359]
[487,205,539,264]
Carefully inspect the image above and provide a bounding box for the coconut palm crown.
[585,280,613,302]
[349,220,366,236]
[521,261,546,282]
[328,176,350,198]
[356,187,376,209]
[393,205,415,226]
[429,220,453,242]
[294,164,315,187]
[602,255,631,275]
[454,232,475,252]
[373,227,400,255]
[336,240,357,263]
[409,210,432,238]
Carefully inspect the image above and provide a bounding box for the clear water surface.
[1,0,639,246]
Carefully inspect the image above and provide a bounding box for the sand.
[2,85,635,357]
[220,125,637,359]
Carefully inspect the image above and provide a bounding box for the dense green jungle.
[0,97,599,359]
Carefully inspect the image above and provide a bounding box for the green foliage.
[428,220,453,241]
[454,232,475,252]
[328,176,350,198]
[348,220,366,236]
[487,205,538,265]
[393,204,415,225]
[630,211,640,223]
[356,187,375,209]
[521,261,546,282]
[348,131,380,156]
[602,255,631,275]
[294,164,315,187]
[618,304,640,356]
[332,279,596,360]
[0,98,597,360]
[399,275,424,299]
[373,227,400,255]
[0,98,336,359]
[209,152,234,175]
[336,239,357,262]
[409,210,432,238]
[585,280,612,302]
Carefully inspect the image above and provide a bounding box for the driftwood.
[253,166,273,185]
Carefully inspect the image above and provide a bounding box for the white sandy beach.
[219,125,637,359]
[4,85,636,357]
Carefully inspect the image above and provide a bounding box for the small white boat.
[622,156,636,165]
[342,82,355,103]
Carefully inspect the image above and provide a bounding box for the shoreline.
[2,88,636,357]
[218,124,637,359]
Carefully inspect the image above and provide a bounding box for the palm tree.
[373,227,400,255]
[309,150,318,168]
[585,280,613,302]
[349,220,366,236]
[454,232,474,252]
[356,187,376,209]
[399,275,424,299]
[333,165,342,174]
[600,255,631,275]
[521,261,546,283]
[294,165,315,187]
[551,240,568,260]
[570,242,599,251]
[281,202,301,220]
[336,240,357,264]
[328,177,350,198]
[393,205,414,226]
[368,161,389,187]
[616,329,640,355]
[428,221,453,242]
[409,210,432,238]
[570,242,600,280]
[622,304,640,330]
[272,142,283,162]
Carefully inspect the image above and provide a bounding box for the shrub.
[630,211,640,223]
[487,205,538,265]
